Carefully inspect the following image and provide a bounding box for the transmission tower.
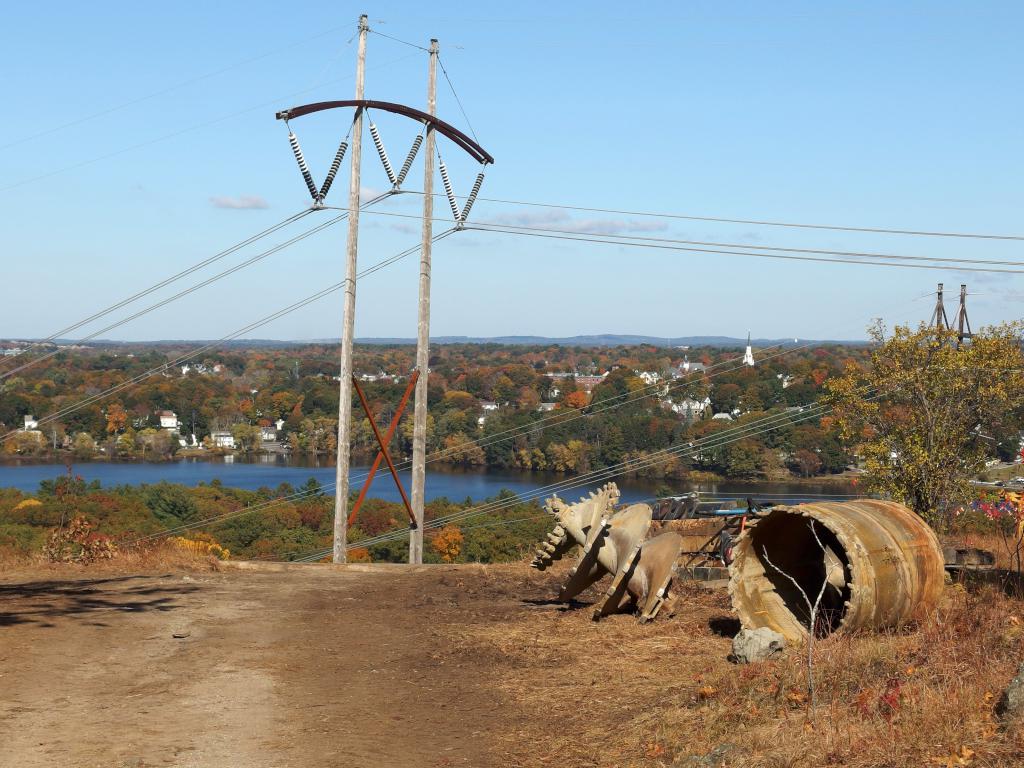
[276,15,493,563]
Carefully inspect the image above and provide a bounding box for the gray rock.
[997,661,1024,719]
[730,627,785,664]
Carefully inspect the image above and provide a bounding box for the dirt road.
[5,560,1021,768]
[1,559,732,768]
[0,562,564,767]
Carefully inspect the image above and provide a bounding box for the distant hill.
[352,334,866,348]
[7,334,866,349]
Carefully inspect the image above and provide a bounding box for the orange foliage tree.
[105,403,128,434]
[431,524,464,563]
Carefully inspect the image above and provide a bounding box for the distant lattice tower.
[742,331,755,367]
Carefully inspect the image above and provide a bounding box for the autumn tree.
[563,391,589,409]
[431,524,464,563]
[231,423,263,453]
[105,403,128,434]
[826,322,1024,528]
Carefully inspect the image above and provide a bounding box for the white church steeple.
[742,331,755,367]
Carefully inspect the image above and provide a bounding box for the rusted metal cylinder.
[729,500,945,641]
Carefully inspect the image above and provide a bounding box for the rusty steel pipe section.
[728,500,945,641]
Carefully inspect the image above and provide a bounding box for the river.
[0,456,858,505]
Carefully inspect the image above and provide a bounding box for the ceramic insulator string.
[369,122,397,185]
[288,132,319,202]
[438,157,461,221]
[395,134,423,187]
[459,171,485,222]
[318,138,349,201]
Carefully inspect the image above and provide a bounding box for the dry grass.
[0,540,222,580]
[451,570,1024,768]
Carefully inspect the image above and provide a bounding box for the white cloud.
[483,208,667,235]
[210,195,269,210]
[360,185,388,203]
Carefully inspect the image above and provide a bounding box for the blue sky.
[2,1,1022,342]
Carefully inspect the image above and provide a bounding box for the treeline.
[0,474,551,564]
[0,341,871,480]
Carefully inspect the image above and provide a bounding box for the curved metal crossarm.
[275,99,494,165]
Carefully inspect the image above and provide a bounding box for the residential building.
[23,415,38,431]
[537,402,558,412]
[666,397,711,421]
[156,410,179,431]
[635,370,661,386]
[675,358,708,378]
[575,374,607,392]
[260,426,278,442]
[210,431,236,449]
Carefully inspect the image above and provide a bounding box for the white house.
[675,358,708,378]
[260,425,278,442]
[22,414,38,431]
[667,397,711,421]
[156,410,179,431]
[537,402,558,412]
[636,370,661,386]
[210,431,236,449]
[480,401,499,412]
[712,412,734,422]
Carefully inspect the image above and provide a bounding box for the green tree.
[826,322,1024,528]
[144,482,199,527]
[231,423,263,453]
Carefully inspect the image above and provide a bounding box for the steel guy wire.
[368,394,858,536]
[0,53,421,194]
[368,28,431,53]
[0,209,352,381]
[296,399,858,559]
[142,296,918,547]
[128,347,756,541]
[0,24,352,152]
[116,288,905,546]
[3,190,395,381]
[0,209,315,371]
[471,226,1024,276]
[0,219,455,445]
[399,191,1024,242]
[139,291,917,550]
[136,345,800,541]
[339,207,1024,272]
[335,398,854,554]
[436,55,480,144]
[344,406,854,554]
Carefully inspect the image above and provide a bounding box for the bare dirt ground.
[2,560,1023,768]
[1,560,702,768]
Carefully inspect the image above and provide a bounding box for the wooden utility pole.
[332,13,369,564]
[409,39,438,564]
[930,282,950,331]
[956,283,973,347]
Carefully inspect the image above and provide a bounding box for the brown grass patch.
[0,540,222,580]
[450,570,1024,768]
